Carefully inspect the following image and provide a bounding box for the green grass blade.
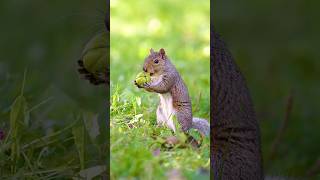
[9,95,27,173]
[72,115,86,170]
[22,120,77,150]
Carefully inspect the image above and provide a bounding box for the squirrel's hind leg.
[176,108,192,133]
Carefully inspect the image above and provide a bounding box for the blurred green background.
[214,0,320,178]
[110,0,210,179]
[0,0,107,178]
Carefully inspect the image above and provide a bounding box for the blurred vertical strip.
[210,1,214,179]
[105,0,110,179]
[105,0,110,86]
[105,0,110,32]
[211,6,263,180]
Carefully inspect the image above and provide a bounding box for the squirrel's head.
[143,48,167,76]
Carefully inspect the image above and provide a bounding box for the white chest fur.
[157,93,176,132]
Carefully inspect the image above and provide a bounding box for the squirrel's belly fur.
[157,93,176,132]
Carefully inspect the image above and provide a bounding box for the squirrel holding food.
[134,48,210,136]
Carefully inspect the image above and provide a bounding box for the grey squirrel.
[135,48,210,136]
[212,29,263,179]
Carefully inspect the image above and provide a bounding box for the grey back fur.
[211,29,263,180]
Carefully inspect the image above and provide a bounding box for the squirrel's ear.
[150,48,155,54]
[159,48,165,59]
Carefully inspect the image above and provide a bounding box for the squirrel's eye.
[154,59,159,64]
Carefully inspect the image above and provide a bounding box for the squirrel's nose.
[143,67,147,72]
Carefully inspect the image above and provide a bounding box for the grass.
[0,71,108,179]
[110,86,210,179]
[110,0,210,179]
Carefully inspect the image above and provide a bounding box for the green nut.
[81,31,109,76]
[135,72,151,86]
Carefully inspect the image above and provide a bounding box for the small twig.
[269,90,294,159]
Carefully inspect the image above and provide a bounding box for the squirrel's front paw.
[143,82,154,92]
[143,82,151,88]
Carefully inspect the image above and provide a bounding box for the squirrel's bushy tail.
[192,117,210,136]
